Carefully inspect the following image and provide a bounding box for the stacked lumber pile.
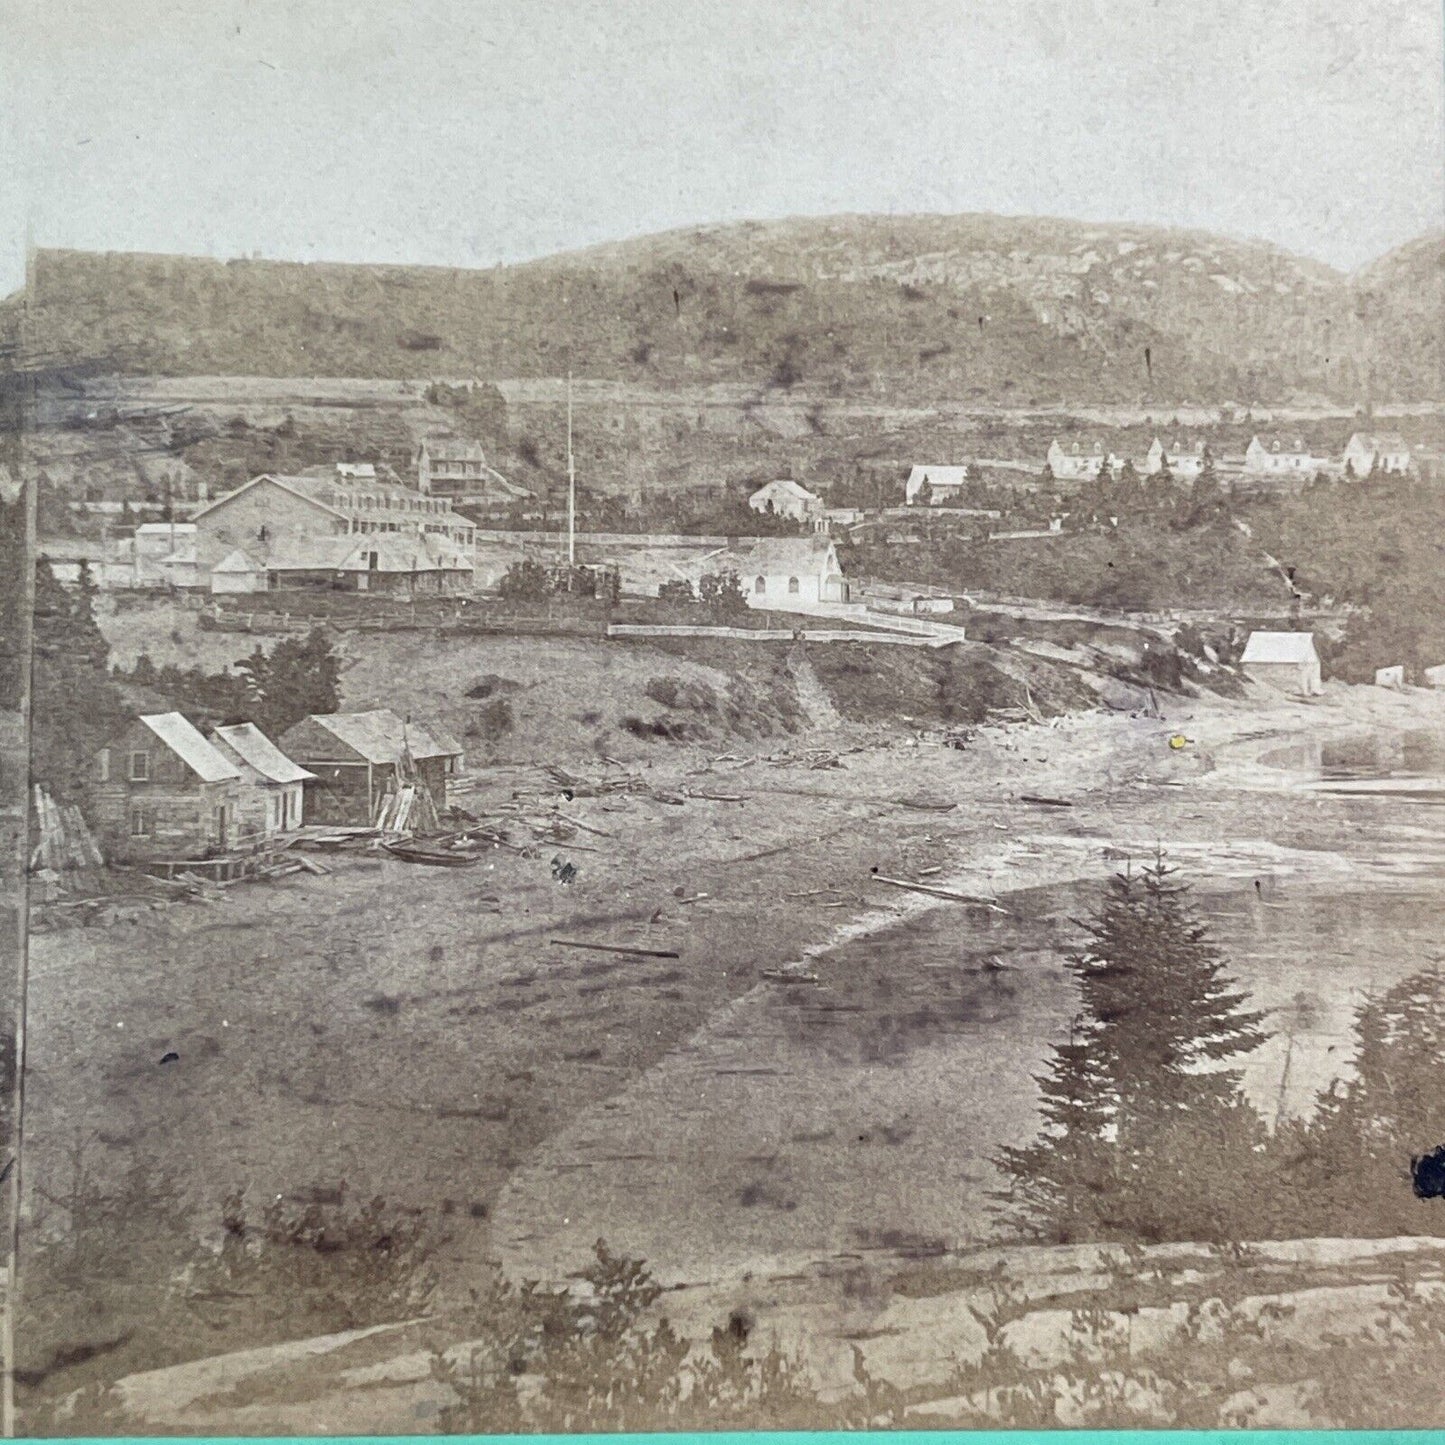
[30,787,104,872]
[373,780,441,834]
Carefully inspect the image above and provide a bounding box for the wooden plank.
[872,875,1006,910]
[549,938,680,959]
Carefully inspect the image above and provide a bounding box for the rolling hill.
[11,214,1444,404]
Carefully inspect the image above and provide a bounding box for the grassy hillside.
[1348,230,1445,402]
[14,214,1439,404]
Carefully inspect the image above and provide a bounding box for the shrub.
[643,676,718,713]
[657,578,696,605]
[466,697,513,740]
[698,569,749,616]
[498,559,553,601]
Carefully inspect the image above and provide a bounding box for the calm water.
[1261,728,1445,782]
[496,871,1445,1285]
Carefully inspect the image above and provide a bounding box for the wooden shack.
[89,713,242,863]
[277,710,462,825]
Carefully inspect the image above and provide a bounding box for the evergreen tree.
[1181,451,1228,528]
[1276,969,1445,1238]
[236,628,342,737]
[994,859,1271,1244]
[30,560,129,802]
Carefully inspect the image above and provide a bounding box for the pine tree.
[30,560,129,802]
[237,628,342,737]
[1284,969,1445,1237]
[994,859,1271,1243]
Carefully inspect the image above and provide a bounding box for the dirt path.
[784,649,844,729]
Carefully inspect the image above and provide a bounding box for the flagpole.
[566,371,576,567]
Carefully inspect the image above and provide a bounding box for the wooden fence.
[606,623,950,647]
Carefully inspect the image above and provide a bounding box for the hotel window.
[129,806,149,837]
[97,748,111,782]
[754,576,766,594]
[129,750,150,782]
[788,576,800,594]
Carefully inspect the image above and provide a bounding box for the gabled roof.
[137,713,242,782]
[727,535,838,575]
[196,472,474,529]
[422,437,488,462]
[135,522,198,536]
[292,710,461,763]
[906,465,969,487]
[1247,434,1313,455]
[213,548,263,574]
[1346,431,1410,452]
[1241,630,1318,665]
[751,478,820,502]
[192,473,351,524]
[211,723,316,785]
[335,533,473,573]
[241,533,472,574]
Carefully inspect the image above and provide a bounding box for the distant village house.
[1239,630,1323,696]
[209,531,473,597]
[1145,438,1209,478]
[730,536,850,606]
[193,467,477,590]
[416,438,536,515]
[1046,440,1120,481]
[1342,432,1411,477]
[1243,435,1323,476]
[904,465,971,505]
[748,479,823,524]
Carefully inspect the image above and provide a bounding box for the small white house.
[1244,436,1321,476]
[1144,438,1209,478]
[904,465,970,505]
[1423,664,1445,689]
[1342,432,1411,477]
[1046,440,1119,481]
[1240,631,1323,696]
[1374,665,1406,690]
[748,479,823,523]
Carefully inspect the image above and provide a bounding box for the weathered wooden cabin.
[277,710,463,825]
[209,722,315,843]
[89,713,242,863]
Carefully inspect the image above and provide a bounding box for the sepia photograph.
[2,0,1445,1432]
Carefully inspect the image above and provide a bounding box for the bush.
[657,578,696,605]
[498,558,554,601]
[189,1185,435,1337]
[464,674,521,700]
[465,697,513,741]
[643,675,718,713]
[698,569,749,616]
[434,1241,821,1433]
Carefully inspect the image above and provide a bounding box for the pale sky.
[2,0,1442,298]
